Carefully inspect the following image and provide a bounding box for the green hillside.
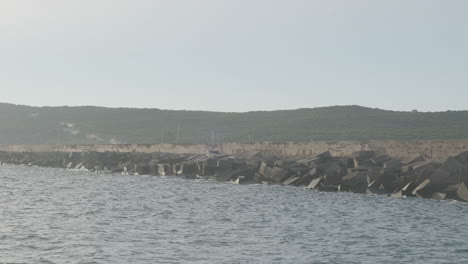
[1,103,468,145]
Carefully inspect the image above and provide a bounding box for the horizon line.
[1,101,467,114]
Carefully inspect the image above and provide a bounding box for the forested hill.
[1,103,468,145]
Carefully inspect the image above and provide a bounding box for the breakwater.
[1,144,468,202]
[2,140,468,159]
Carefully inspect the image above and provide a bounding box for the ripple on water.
[1,165,468,263]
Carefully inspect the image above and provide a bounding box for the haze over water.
[1,164,468,263]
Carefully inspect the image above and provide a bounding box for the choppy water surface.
[1,165,468,264]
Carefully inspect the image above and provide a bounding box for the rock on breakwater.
[1,148,468,202]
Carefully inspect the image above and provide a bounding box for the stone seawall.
[1,140,468,160]
[220,140,468,159]
[2,147,468,203]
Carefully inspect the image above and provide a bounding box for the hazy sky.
[0,0,467,112]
